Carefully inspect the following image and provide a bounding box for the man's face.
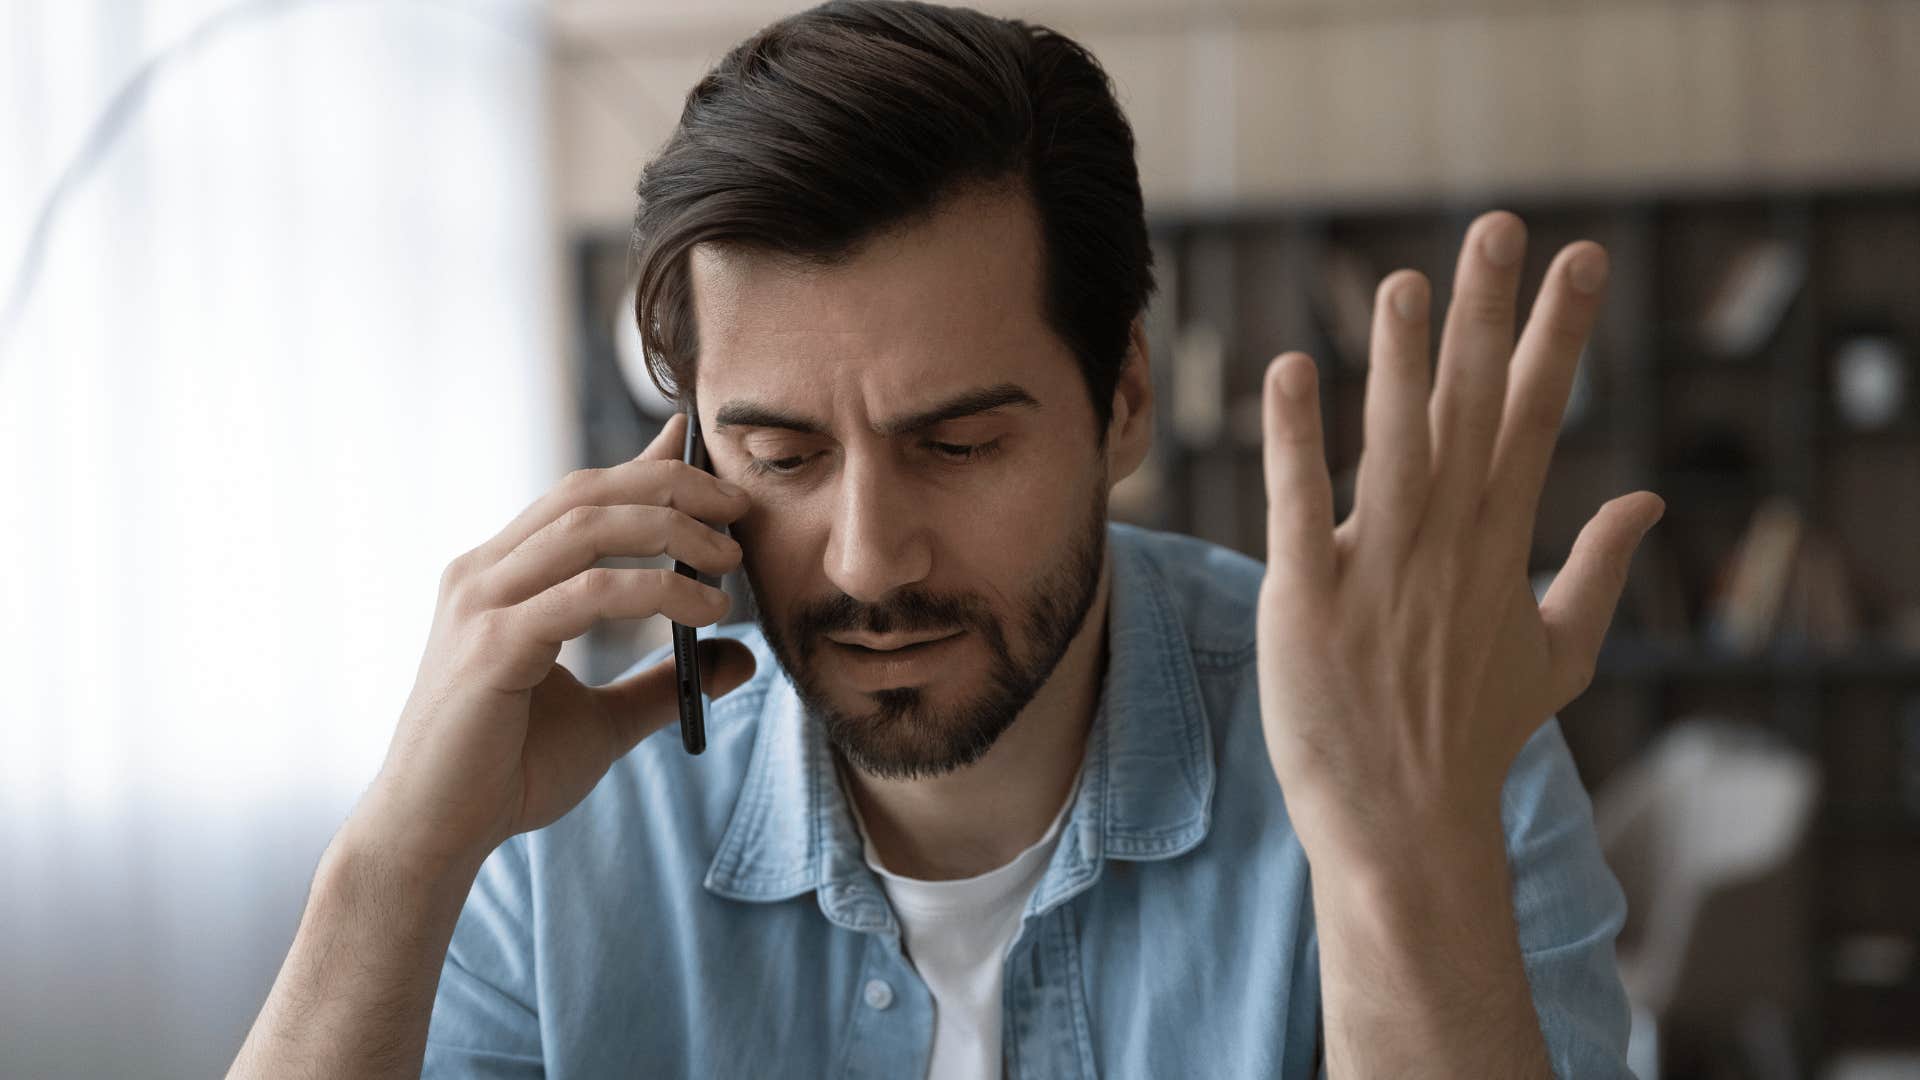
[690,186,1113,781]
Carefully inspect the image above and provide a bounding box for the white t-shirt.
[845,769,1083,1080]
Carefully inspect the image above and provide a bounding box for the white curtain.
[0,2,565,1074]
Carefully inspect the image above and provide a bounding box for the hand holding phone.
[347,408,748,883]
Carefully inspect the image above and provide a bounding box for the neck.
[838,551,1112,881]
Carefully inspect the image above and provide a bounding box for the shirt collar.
[702,522,1216,928]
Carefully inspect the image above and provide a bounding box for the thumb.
[1540,492,1664,703]
[593,637,760,750]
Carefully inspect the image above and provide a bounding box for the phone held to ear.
[673,403,716,755]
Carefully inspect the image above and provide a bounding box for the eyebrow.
[711,382,1041,438]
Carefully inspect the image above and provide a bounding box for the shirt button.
[863,978,894,1010]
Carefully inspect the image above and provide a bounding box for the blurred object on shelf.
[1830,932,1918,990]
[1827,327,1911,433]
[1698,237,1806,359]
[1706,497,1808,656]
[1313,243,1376,370]
[1821,1051,1920,1080]
[1171,322,1226,446]
[1775,526,1864,654]
[1595,720,1820,1079]
[1627,529,1694,647]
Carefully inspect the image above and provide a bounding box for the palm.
[513,666,607,834]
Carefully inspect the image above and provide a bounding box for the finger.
[593,638,759,751]
[474,449,747,570]
[1261,352,1336,590]
[1481,242,1609,569]
[1350,269,1433,560]
[1539,492,1665,705]
[475,504,744,608]
[1428,211,1527,539]
[511,567,732,648]
[639,408,691,462]
[469,413,695,568]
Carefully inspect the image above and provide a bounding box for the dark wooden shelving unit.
[1138,184,1920,1071]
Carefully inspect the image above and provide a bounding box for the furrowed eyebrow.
[710,402,828,436]
[711,382,1040,438]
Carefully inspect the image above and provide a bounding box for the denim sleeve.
[1502,716,1634,1079]
[423,836,545,1078]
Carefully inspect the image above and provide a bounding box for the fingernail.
[1482,222,1524,267]
[1569,250,1608,295]
[716,478,745,497]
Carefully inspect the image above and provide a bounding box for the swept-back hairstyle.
[628,0,1154,436]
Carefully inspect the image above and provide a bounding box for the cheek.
[732,504,816,613]
[942,470,1093,600]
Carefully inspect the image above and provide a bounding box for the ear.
[1105,316,1153,484]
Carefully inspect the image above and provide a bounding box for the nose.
[823,451,933,604]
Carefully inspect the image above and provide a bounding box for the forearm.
[1308,812,1551,1080]
[228,814,484,1080]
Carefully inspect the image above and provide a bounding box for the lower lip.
[827,632,967,690]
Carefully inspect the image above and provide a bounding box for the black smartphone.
[672,403,713,755]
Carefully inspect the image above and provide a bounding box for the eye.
[746,453,816,477]
[926,438,1003,463]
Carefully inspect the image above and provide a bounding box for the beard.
[745,485,1108,781]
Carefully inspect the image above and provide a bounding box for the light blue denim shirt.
[424,522,1632,1078]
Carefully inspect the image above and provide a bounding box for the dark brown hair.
[628,0,1154,436]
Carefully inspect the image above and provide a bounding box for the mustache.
[791,587,991,644]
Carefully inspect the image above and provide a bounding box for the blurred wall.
[548,0,1920,229]
[0,3,561,1076]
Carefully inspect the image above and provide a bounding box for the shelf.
[1595,637,1920,681]
[1819,423,1920,445]
[1824,798,1920,840]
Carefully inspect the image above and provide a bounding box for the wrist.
[1284,770,1504,869]
[1303,800,1547,1075]
[1299,799,1510,921]
[345,773,504,881]
[325,796,494,920]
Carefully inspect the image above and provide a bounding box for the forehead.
[688,185,1074,408]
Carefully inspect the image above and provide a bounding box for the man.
[230,2,1661,1077]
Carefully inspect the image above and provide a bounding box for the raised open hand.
[1256,210,1665,864]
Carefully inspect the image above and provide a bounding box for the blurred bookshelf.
[1129,184,1920,1069]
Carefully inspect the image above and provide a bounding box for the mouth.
[825,630,964,653]
[823,629,969,690]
